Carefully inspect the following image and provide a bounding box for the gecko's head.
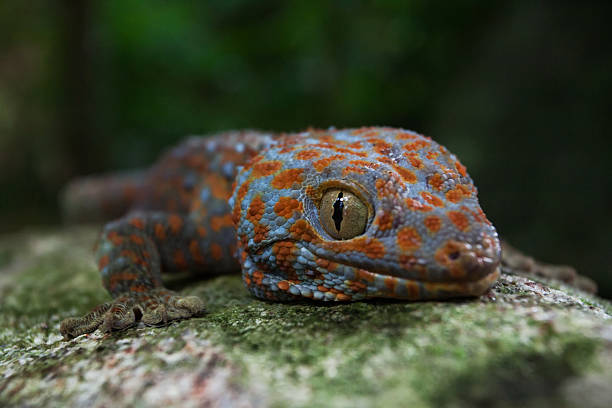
[230,127,500,301]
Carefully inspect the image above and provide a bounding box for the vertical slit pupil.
[332,192,344,232]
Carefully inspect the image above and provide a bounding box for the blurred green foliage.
[0,0,610,297]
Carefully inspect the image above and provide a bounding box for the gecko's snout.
[434,234,501,282]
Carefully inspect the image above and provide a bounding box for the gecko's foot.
[59,289,206,340]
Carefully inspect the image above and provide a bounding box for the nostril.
[448,251,460,260]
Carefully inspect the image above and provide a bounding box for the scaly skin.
[60,127,501,339]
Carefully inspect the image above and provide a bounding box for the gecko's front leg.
[60,211,210,339]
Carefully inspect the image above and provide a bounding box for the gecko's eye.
[319,189,368,240]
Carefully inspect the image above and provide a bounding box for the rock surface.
[0,227,610,407]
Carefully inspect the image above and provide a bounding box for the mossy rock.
[0,227,610,407]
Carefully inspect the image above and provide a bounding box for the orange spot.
[251,160,282,178]
[312,155,346,172]
[368,138,392,156]
[317,285,329,292]
[289,219,320,243]
[434,240,467,278]
[446,184,472,203]
[428,173,445,191]
[346,141,364,149]
[405,198,432,212]
[98,255,110,269]
[406,281,420,298]
[356,269,376,282]
[424,216,442,233]
[461,205,489,225]
[252,270,264,286]
[342,166,367,176]
[211,214,234,231]
[377,156,394,166]
[128,218,145,230]
[447,211,470,231]
[395,131,418,140]
[336,293,351,301]
[277,281,290,291]
[154,223,166,240]
[375,211,393,231]
[168,215,183,235]
[316,258,330,269]
[107,231,124,246]
[348,280,367,292]
[232,182,250,225]
[246,195,266,224]
[272,242,297,272]
[278,146,296,153]
[109,271,138,288]
[253,224,270,243]
[273,197,303,218]
[189,240,205,264]
[455,160,467,177]
[404,153,425,169]
[210,243,223,260]
[384,277,398,293]
[397,227,422,252]
[393,165,417,183]
[197,226,208,237]
[173,249,187,269]
[375,178,388,199]
[271,168,304,189]
[295,150,321,160]
[129,285,147,293]
[311,144,366,157]
[426,151,439,160]
[404,140,430,151]
[120,249,147,267]
[129,234,144,245]
[325,237,386,259]
[420,192,444,207]
[349,160,380,169]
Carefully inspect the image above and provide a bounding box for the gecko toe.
[60,302,112,340]
[140,291,206,326]
[174,295,206,315]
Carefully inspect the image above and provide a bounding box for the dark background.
[1,1,610,298]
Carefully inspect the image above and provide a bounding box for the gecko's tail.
[60,170,147,223]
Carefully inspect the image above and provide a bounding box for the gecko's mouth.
[306,236,501,300]
[277,258,500,301]
[250,233,501,301]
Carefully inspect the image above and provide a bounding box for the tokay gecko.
[60,127,501,339]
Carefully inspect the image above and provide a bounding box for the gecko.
[59,127,501,339]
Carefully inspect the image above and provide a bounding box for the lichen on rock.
[1,227,611,407]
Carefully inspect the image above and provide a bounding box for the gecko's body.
[60,127,501,339]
